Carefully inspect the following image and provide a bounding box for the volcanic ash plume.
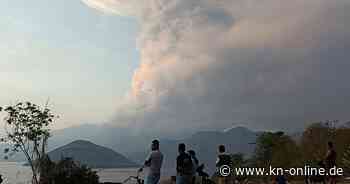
[83,0,350,136]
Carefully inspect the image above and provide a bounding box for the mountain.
[341,121,350,128]
[3,123,258,174]
[49,124,153,156]
[45,124,258,174]
[155,126,257,173]
[48,140,138,168]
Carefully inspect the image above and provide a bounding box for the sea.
[0,161,144,184]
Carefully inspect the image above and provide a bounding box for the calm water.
[0,162,143,184]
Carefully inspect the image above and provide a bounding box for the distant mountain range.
[48,140,138,168]
[2,121,350,172]
[48,125,258,173]
[153,126,258,173]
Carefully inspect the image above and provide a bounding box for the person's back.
[176,143,193,184]
[148,150,164,175]
[216,153,232,167]
[216,145,233,184]
[177,152,193,175]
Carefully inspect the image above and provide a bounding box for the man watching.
[139,140,164,184]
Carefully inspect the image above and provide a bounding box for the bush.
[40,157,99,184]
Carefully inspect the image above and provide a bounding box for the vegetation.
[40,157,99,184]
[230,153,250,182]
[1,101,350,183]
[0,102,57,184]
[249,122,350,182]
[0,102,100,184]
[343,145,350,175]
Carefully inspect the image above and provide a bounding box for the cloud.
[83,0,350,136]
[81,0,142,16]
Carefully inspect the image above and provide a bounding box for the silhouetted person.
[275,174,287,184]
[188,150,199,175]
[306,161,326,184]
[188,150,199,184]
[176,143,193,184]
[216,145,233,184]
[188,150,211,184]
[325,141,337,184]
[139,140,164,184]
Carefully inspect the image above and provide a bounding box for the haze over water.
[0,162,143,184]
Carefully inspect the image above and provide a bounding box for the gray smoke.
[83,0,350,136]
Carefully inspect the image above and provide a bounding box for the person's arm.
[145,157,151,167]
[324,150,331,161]
[216,156,220,167]
[139,152,152,172]
[176,155,182,173]
[193,156,199,165]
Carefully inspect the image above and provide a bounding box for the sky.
[1,0,350,136]
[0,0,139,129]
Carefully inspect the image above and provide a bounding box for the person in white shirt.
[139,140,164,184]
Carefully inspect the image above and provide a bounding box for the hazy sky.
[0,0,139,129]
[2,0,350,135]
[83,0,350,136]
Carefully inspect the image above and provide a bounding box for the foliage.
[300,122,333,163]
[300,122,350,167]
[252,131,302,181]
[0,102,57,184]
[254,131,300,167]
[41,157,99,184]
[231,153,250,181]
[231,153,246,168]
[270,134,301,168]
[342,145,350,175]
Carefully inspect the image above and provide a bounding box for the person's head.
[151,139,160,151]
[188,150,196,157]
[178,143,186,153]
[218,145,226,153]
[328,141,334,149]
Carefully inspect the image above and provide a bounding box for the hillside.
[48,140,138,168]
[157,126,258,173]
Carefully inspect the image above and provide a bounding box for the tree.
[253,131,302,181]
[231,153,249,182]
[0,102,57,184]
[300,122,350,167]
[231,153,246,168]
[254,131,284,168]
[254,131,301,168]
[47,157,99,184]
[270,135,301,168]
[300,123,330,163]
[342,145,350,175]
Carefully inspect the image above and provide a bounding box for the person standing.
[139,140,164,184]
[325,141,337,184]
[176,143,193,184]
[188,150,199,176]
[188,150,199,184]
[216,145,233,184]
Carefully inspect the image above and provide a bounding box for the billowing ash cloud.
[83,0,350,136]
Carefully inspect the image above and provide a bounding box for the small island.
[48,140,139,168]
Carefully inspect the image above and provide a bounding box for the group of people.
[138,139,232,184]
[138,140,338,184]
